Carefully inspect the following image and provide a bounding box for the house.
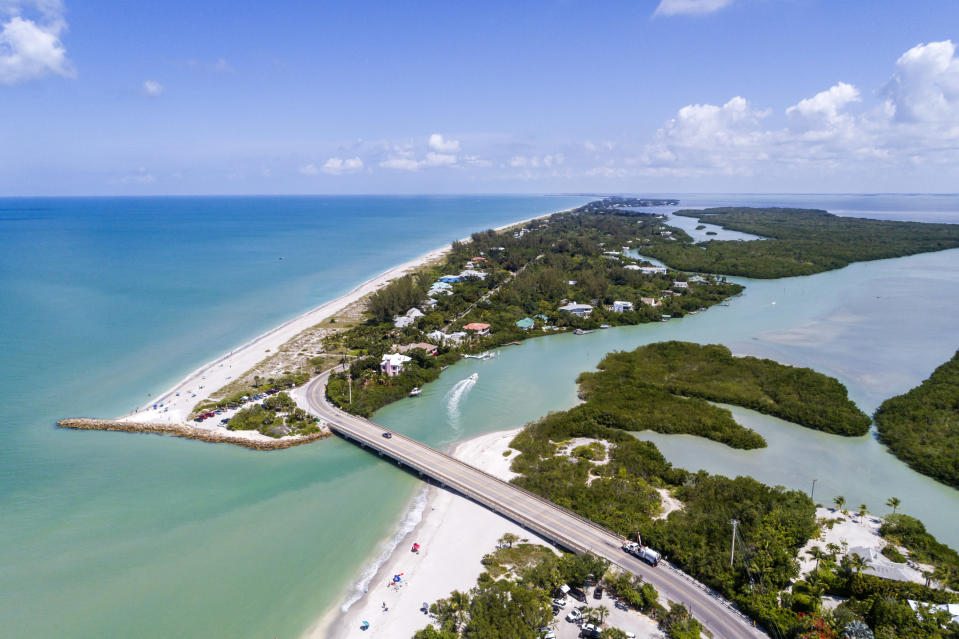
[396,342,438,356]
[459,269,488,280]
[612,301,634,312]
[421,298,438,309]
[469,256,488,263]
[446,331,467,344]
[534,314,549,322]
[640,297,661,307]
[380,353,412,377]
[558,301,593,317]
[640,266,668,275]
[439,275,463,284]
[426,329,447,343]
[689,275,707,283]
[624,265,641,271]
[568,280,577,285]
[672,281,689,289]
[463,322,491,336]
[393,307,424,328]
[515,317,535,330]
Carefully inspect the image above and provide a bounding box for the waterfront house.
[515,317,535,330]
[624,264,640,271]
[426,329,447,343]
[641,266,668,275]
[463,322,491,336]
[380,353,412,377]
[446,331,467,344]
[396,342,438,356]
[612,301,634,312]
[558,301,593,317]
[640,297,661,307]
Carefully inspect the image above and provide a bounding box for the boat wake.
[445,373,478,429]
[340,487,429,613]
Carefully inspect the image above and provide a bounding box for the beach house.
[612,301,634,312]
[515,317,535,330]
[380,353,412,377]
[558,301,593,317]
[463,322,491,336]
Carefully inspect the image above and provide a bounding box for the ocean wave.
[340,486,429,612]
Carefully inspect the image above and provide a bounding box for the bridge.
[303,370,767,639]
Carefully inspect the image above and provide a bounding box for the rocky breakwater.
[57,418,329,450]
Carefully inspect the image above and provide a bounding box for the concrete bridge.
[304,370,767,639]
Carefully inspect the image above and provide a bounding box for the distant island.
[642,207,959,278]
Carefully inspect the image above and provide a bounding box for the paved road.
[304,370,767,639]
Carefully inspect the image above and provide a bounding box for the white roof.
[381,353,412,366]
[559,302,593,311]
[624,265,640,270]
[406,308,424,318]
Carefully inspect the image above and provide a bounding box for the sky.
[2,0,959,195]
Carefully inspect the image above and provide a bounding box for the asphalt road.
[304,371,767,639]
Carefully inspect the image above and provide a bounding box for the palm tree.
[596,604,610,626]
[498,532,519,548]
[833,495,846,514]
[582,606,596,624]
[807,546,826,570]
[847,553,867,576]
[449,590,469,631]
[887,496,901,514]
[858,504,868,523]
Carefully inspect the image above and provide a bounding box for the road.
[304,370,767,639]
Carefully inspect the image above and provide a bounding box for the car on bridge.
[382,432,393,438]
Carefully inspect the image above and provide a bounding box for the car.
[565,609,582,623]
[593,586,604,600]
[614,600,629,611]
[551,597,567,608]
[538,628,555,639]
[569,587,586,603]
[580,623,601,638]
[382,432,393,439]
[625,632,636,639]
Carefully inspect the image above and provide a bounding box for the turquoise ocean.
[3,194,959,638]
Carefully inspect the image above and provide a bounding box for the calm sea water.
[2,194,959,638]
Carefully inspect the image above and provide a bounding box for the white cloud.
[786,81,861,127]
[321,156,363,175]
[424,151,456,167]
[298,163,320,175]
[0,1,72,85]
[142,79,163,96]
[654,0,735,17]
[380,156,422,171]
[428,133,460,153]
[883,40,959,125]
[508,153,564,169]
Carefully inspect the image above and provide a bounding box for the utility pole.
[730,519,739,567]
[810,478,817,501]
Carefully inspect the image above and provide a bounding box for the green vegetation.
[326,198,744,417]
[880,514,959,589]
[581,341,871,437]
[874,349,959,489]
[192,368,313,415]
[642,207,959,279]
[226,392,319,437]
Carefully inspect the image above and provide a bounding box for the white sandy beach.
[122,209,565,427]
[305,427,539,638]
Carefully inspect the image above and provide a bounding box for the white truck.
[622,541,662,567]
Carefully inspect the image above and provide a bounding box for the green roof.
[515,317,535,329]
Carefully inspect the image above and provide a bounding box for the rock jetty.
[57,418,329,450]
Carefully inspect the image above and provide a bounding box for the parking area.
[547,586,665,639]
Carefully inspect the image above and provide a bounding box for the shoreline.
[117,206,573,427]
[303,427,538,639]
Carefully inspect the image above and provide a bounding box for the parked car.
[593,586,604,600]
[538,628,555,639]
[569,587,586,603]
[551,597,567,608]
[614,600,629,611]
[580,623,601,638]
[565,609,582,623]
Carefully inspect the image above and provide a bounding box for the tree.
[807,546,826,571]
[600,629,629,639]
[886,497,901,514]
[846,553,867,576]
[499,532,519,549]
[859,504,869,523]
[596,604,610,625]
[834,495,847,514]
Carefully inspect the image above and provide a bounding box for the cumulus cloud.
[786,82,861,127]
[321,156,363,175]
[298,163,320,175]
[883,40,959,125]
[428,133,460,153]
[654,0,735,17]
[142,79,163,96]
[0,0,73,85]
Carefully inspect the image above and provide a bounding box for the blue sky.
[2,0,959,195]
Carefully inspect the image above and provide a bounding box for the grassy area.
[874,349,959,489]
[641,207,959,279]
[225,391,321,438]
